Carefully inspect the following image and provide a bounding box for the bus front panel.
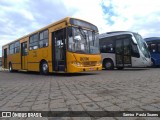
[66,51,102,73]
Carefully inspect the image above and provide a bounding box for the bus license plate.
[89,68,94,71]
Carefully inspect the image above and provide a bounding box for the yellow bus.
[2,17,102,74]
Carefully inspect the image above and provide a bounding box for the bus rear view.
[99,31,152,70]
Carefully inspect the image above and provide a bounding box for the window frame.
[9,41,20,54]
[29,33,39,50]
[29,29,49,50]
[14,41,20,53]
[9,43,15,54]
[100,37,115,53]
[39,29,49,48]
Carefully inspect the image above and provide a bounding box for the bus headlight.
[96,61,102,66]
[72,62,83,67]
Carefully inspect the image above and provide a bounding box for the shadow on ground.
[102,68,150,71]
[3,70,99,77]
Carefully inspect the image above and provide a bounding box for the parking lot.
[0,68,160,120]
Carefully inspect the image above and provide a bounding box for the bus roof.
[99,31,137,39]
[2,17,98,47]
[144,37,160,42]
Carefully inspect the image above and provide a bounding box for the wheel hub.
[43,64,48,71]
[106,62,111,68]
[9,65,12,71]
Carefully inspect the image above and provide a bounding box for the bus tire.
[103,59,114,70]
[117,67,124,70]
[9,63,13,72]
[40,61,49,75]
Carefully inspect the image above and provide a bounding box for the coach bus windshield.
[68,27,100,54]
[134,33,150,58]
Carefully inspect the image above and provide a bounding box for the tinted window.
[150,44,157,53]
[100,38,115,53]
[131,43,140,58]
[123,38,131,55]
[116,40,123,54]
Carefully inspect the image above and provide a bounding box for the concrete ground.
[0,68,160,120]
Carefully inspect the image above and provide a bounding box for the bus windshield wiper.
[78,26,87,40]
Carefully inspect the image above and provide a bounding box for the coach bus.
[144,37,160,67]
[99,31,152,70]
[2,17,102,74]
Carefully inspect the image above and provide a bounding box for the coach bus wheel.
[9,63,13,72]
[40,61,49,75]
[103,59,114,70]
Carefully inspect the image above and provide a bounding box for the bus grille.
[82,61,97,67]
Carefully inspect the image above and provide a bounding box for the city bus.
[2,17,102,74]
[144,37,160,67]
[99,31,152,70]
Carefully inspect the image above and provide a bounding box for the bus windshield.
[134,33,150,58]
[68,27,100,54]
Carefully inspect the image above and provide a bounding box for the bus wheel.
[117,67,124,70]
[103,59,114,70]
[40,61,49,75]
[9,63,13,72]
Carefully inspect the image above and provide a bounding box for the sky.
[0,0,160,56]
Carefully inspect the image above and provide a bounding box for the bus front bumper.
[67,64,102,73]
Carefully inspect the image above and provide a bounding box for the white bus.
[99,31,152,70]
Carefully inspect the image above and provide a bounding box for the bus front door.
[21,42,28,70]
[4,48,7,68]
[115,38,131,68]
[52,29,66,72]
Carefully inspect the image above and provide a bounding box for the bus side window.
[100,38,114,53]
[29,33,38,50]
[100,45,107,53]
[150,44,156,53]
[39,30,48,48]
[106,42,114,53]
[131,43,140,58]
